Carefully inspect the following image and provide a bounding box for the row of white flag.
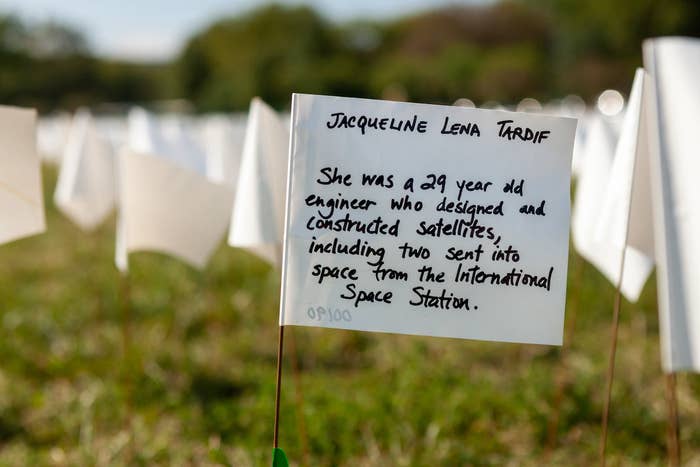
[0,37,697,372]
[572,37,700,373]
[52,98,290,271]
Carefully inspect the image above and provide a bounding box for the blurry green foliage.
[178,5,369,111]
[0,0,699,112]
[0,16,175,112]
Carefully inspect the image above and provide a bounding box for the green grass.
[0,167,696,466]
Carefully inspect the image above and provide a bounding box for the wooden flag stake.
[272,325,290,466]
[598,98,646,465]
[599,272,624,467]
[599,193,635,466]
[665,373,681,466]
[273,324,284,448]
[286,328,310,466]
[545,252,585,454]
[119,271,135,464]
[271,245,307,466]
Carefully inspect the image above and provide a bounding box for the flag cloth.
[229,98,290,265]
[54,109,117,231]
[0,106,45,245]
[570,112,591,178]
[644,37,700,372]
[590,69,655,302]
[127,107,207,174]
[196,114,247,186]
[37,112,71,165]
[116,109,234,271]
[571,115,622,279]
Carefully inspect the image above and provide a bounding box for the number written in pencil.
[307,306,352,322]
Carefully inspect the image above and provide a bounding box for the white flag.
[280,94,576,345]
[196,114,247,186]
[589,69,655,302]
[95,115,127,151]
[0,106,45,245]
[54,109,116,231]
[570,112,592,178]
[37,112,71,165]
[127,108,206,174]
[116,109,234,271]
[571,114,622,277]
[229,98,290,265]
[644,37,700,372]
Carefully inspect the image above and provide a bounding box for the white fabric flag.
[54,109,116,231]
[570,112,592,178]
[644,37,700,372]
[127,108,206,174]
[572,115,619,266]
[280,94,576,344]
[116,109,234,271]
[229,98,290,265]
[589,69,655,302]
[0,106,45,245]
[37,112,71,164]
[95,115,127,150]
[196,114,247,186]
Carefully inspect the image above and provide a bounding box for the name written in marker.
[440,116,481,137]
[496,119,551,144]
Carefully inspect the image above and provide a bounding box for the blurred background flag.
[229,97,290,266]
[127,107,207,174]
[571,111,623,289]
[591,69,654,302]
[54,108,117,231]
[644,37,700,373]
[115,108,234,271]
[0,106,45,245]
[36,112,71,165]
[196,113,247,186]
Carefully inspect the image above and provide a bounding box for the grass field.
[0,167,697,466]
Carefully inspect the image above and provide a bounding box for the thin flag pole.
[286,328,310,465]
[665,373,681,466]
[599,129,642,466]
[599,271,624,467]
[273,324,285,449]
[271,243,307,465]
[597,78,650,463]
[119,270,135,463]
[545,251,585,453]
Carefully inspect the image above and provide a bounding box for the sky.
[1,0,488,62]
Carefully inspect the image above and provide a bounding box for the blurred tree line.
[0,16,175,112]
[2,0,699,113]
